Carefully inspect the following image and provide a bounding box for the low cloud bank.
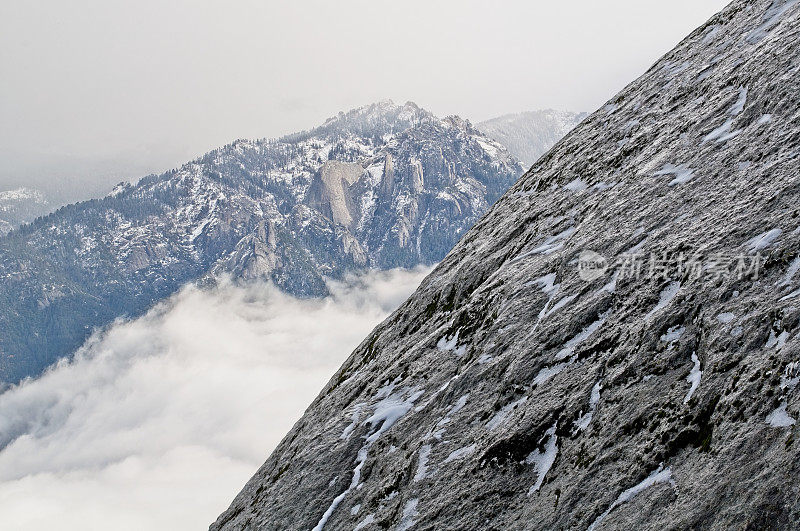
[0,267,430,530]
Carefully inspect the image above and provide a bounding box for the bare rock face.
[306,161,366,229]
[212,1,800,529]
[219,221,282,281]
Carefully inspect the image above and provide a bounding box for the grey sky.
[0,0,730,196]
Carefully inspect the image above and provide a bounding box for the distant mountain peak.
[315,100,434,133]
[0,186,50,235]
[477,109,587,166]
[0,187,46,204]
[0,100,527,384]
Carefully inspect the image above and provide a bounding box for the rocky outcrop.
[380,153,395,197]
[212,1,800,529]
[306,161,366,229]
[219,220,281,281]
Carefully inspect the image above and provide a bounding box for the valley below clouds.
[0,267,430,530]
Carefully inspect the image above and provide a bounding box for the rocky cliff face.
[0,101,523,384]
[212,1,800,529]
[477,109,587,167]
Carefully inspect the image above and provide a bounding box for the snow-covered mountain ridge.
[0,101,523,384]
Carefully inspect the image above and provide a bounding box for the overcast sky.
[1,0,730,195]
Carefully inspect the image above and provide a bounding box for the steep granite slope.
[477,110,586,167]
[0,102,522,384]
[213,1,800,529]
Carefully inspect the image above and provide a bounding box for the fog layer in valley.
[0,267,430,530]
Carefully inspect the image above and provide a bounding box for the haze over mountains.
[0,101,586,385]
[212,0,800,529]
